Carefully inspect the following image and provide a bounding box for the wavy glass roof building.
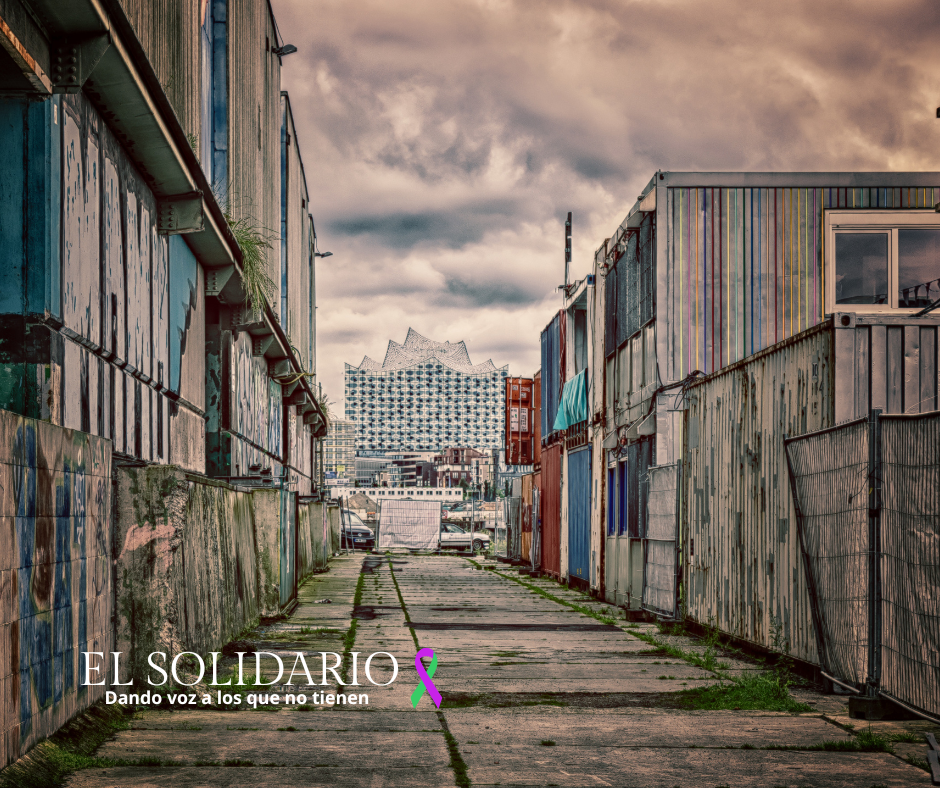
[345,329,509,452]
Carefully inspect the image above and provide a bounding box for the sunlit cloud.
[275,0,940,414]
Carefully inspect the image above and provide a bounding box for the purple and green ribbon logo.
[411,647,441,709]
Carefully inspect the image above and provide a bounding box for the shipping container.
[541,443,562,579]
[505,376,536,464]
[683,313,939,664]
[567,447,592,586]
[594,171,940,623]
[540,311,565,438]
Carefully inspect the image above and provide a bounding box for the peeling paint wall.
[0,93,205,471]
[0,408,112,768]
[683,324,834,664]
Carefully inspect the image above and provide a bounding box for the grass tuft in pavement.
[677,672,813,713]
[440,722,471,788]
[340,571,366,684]
[477,559,815,714]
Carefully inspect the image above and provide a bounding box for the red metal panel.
[533,371,542,465]
[505,376,536,465]
[541,443,562,578]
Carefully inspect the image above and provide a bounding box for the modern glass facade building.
[345,329,509,451]
[323,419,357,483]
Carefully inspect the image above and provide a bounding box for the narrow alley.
[61,555,929,788]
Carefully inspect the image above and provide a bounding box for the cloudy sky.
[273,0,940,415]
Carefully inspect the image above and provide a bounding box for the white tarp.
[377,500,441,550]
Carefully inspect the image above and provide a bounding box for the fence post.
[867,408,883,699]
[783,434,831,675]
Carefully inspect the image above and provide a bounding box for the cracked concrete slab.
[59,554,936,788]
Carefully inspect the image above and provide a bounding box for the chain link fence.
[785,411,940,719]
[880,412,940,717]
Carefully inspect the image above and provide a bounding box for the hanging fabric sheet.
[552,370,588,431]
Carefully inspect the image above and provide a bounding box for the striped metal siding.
[605,215,655,358]
[228,0,282,300]
[567,447,591,582]
[119,0,202,143]
[684,323,835,664]
[665,186,940,381]
[541,443,562,578]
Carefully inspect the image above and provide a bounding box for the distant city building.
[323,419,356,484]
[345,328,509,452]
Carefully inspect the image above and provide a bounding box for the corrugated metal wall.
[228,0,281,296]
[541,443,562,578]
[119,0,202,143]
[605,214,654,356]
[664,186,939,381]
[684,314,940,663]
[684,323,834,664]
[567,447,591,583]
[540,311,564,437]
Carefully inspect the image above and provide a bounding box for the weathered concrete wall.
[113,467,261,684]
[0,409,112,767]
[327,505,342,554]
[297,502,328,578]
[251,489,283,617]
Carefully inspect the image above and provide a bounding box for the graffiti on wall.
[1,409,112,767]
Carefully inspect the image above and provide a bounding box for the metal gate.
[279,489,298,609]
[642,462,680,618]
[568,447,591,583]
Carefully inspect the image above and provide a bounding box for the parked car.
[341,510,375,550]
[440,522,490,552]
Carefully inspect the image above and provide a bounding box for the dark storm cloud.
[329,198,521,248]
[274,0,940,408]
[441,278,542,308]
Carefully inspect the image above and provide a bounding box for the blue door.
[567,448,591,582]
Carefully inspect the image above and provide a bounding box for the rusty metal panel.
[505,376,536,464]
[684,322,834,664]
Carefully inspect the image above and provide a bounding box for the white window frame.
[826,209,940,313]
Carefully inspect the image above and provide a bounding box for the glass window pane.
[835,233,888,304]
[898,229,940,308]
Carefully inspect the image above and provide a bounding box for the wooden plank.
[834,327,856,423]
[920,327,938,413]
[887,326,903,414]
[903,325,920,414]
[870,325,887,412]
[927,748,940,785]
[855,327,869,417]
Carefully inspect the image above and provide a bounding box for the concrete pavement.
[64,554,934,787]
